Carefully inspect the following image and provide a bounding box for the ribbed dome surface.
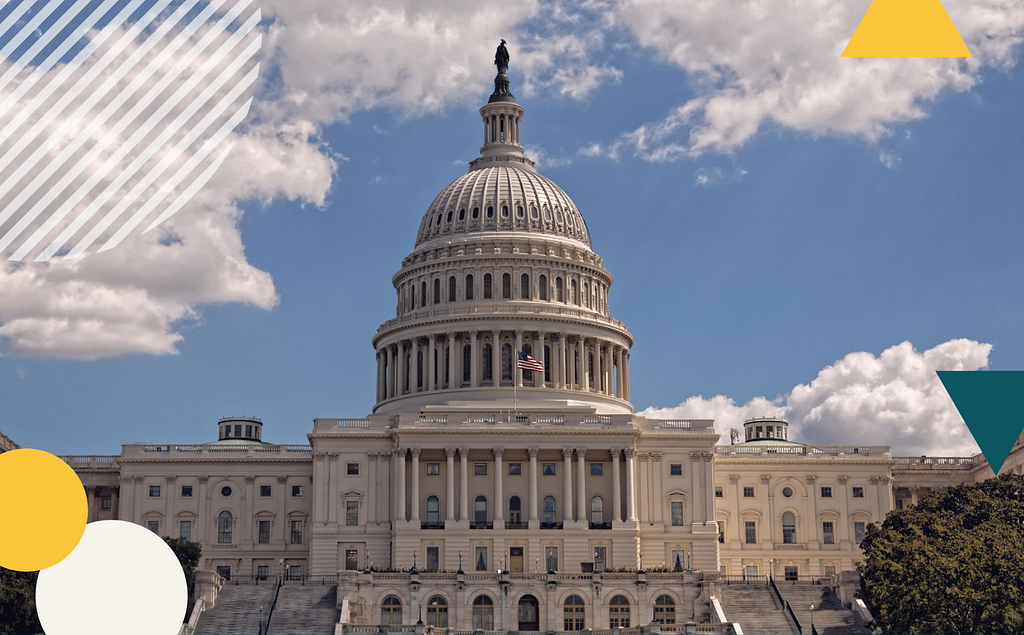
[415,165,591,248]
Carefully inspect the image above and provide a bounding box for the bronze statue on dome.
[495,39,510,73]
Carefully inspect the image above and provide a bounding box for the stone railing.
[60,455,118,469]
[892,456,978,470]
[376,303,630,335]
[715,445,891,458]
[120,444,312,458]
[397,411,636,429]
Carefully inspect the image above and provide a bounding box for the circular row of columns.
[485,112,520,146]
[376,330,630,404]
[391,447,643,525]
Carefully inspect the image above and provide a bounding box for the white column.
[445,448,456,522]
[328,453,338,524]
[537,331,547,388]
[470,330,479,388]
[624,353,631,401]
[562,448,574,521]
[611,449,622,522]
[491,330,501,386]
[367,453,378,524]
[576,448,587,524]
[459,448,470,521]
[410,448,421,523]
[494,448,505,524]
[651,453,662,524]
[625,449,637,521]
[528,448,539,523]
[380,453,391,524]
[395,449,406,522]
[515,330,524,388]
[605,343,613,396]
[704,454,715,524]
[389,346,397,398]
[411,339,419,393]
[616,347,624,398]
[427,335,436,392]
[558,333,567,388]
[578,337,586,391]
[448,332,456,390]
[376,350,384,402]
[397,343,406,395]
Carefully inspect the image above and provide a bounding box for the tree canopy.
[0,568,42,635]
[858,473,1024,634]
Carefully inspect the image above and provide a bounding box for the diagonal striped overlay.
[0,0,262,261]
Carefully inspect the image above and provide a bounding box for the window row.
[737,485,868,498]
[419,202,589,240]
[736,518,868,545]
[423,461,605,476]
[436,494,608,524]
[399,271,607,314]
[148,484,305,498]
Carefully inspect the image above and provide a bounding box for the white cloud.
[639,339,991,456]
[606,0,1024,157]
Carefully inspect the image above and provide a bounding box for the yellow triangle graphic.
[843,0,971,57]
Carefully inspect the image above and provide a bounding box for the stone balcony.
[714,445,891,458]
[891,456,978,470]
[314,414,715,433]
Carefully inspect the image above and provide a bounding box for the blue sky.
[0,0,1020,457]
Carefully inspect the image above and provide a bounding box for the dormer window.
[473,207,480,219]
[459,208,466,221]
[502,205,509,217]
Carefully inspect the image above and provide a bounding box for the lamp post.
[769,558,774,581]
[810,604,815,634]
[686,550,691,572]
[259,604,264,635]
[459,551,463,572]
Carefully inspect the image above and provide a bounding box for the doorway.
[509,546,524,572]
[518,594,539,631]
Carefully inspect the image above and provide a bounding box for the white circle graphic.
[36,520,187,635]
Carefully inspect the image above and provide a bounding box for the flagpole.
[514,363,518,417]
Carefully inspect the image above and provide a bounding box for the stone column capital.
[837,475,849,484]
[368,452,379,461]
[133,475,144,482]
[562,448,574,459]
[880,476,891,485]
[624,448,635,459]
[575,448,587,458]
[392,449,405,460]
[244,475,256,483]
[759,475,771,484]
[805,475,816,484]
[328,452,339,459]
[165,475,177,483]
[869,476,880,484]
[445,447,457,458]
[198,476,209,483]
[702,453,714,462]
[651,452,662,462]
[409,447,421,458]
[690,453,702,462]
[469,329,478,337]
[637,452,650,461]
[276,475,287,483]
[609,448,622,458]
[315,453,326,460]
[493,447,505,458]
[527,447,539,458]
[459,448,471,458]
[728,475,741,484]
[379,452,391,462]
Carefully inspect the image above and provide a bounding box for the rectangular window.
[743,486,754,498]
[347,501,359,526]
[257,565,269,581]
[719,525,725,543]
[180,520,191,542]
[670,464,682,476]
[260,485,272,497]
[292,485,304,497]
[896,499,904,509]
[745,521,757,544]
[475,546,488,571]
[181,485,193,497]
[290,520,303,544]
[347,463,359,475]
[594,546,606,572]
[545,546,558,572]
[346,550,358,571]
[785,566,798,581]
[427,462,440,475]
[671,501,684,526]
[245,424,252,437]
[855,521,866,544]
[746,565,758,580]
[259,520,270,544]
[101,497,112,510]
[509,463,521,475]
[590,463,603,476]
[671,550,686,571]
[821,486,832,498]
[216,566,231,581]
[426,547,439,571]
[288,565,301,580]
[234,425,242,437]
[475,463,487,475]
[715,486,724,498]
[149,486,160,497]
[824,565,836,576]
[852,486,864,498]
[543,463,555,475]
[823,521,835,544]
[147,520,159,533]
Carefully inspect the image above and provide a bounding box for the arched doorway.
[518,594,539,631]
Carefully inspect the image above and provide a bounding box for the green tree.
[858,473,1024,634]
[163,536,202,617]
[0,568,43,635]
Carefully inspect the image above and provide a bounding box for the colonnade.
[375,330,630,404]
[391,447,641,525]
[484,111,521,146]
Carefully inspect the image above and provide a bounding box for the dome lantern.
[476,39,527,166]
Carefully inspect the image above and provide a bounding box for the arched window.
[473,207,480,219]
[449,276,456,302]
[473,595,494,630]
[421,282,427,308]
[487,206,494,218]
[482,344,493,382]
[591,496,604,524]
[484,274,492,299]
[544,207,552,221]
[539,275,547,301]
[563,595,585,631]
[417,351,423,388]
[426,496,439,523]
[582,282,589,308]
[782,511,796,544]
[609,595,631,628]
[465,274,474,300]
[446,210,453,223]
[463,345,472,383]
[409,285,415,312]
[556,277,564,302]
[543,496,556,522]
[509,496,521,524]
[570,279,577,304]
[654,595,676,624]
[521,273,530,299]
[522,343,533,382]
[502,273,511,299]
[517,205,524,218]
[501,343,513,381]
[502,205,509,217]
[459,208,466,221]
[475,496,487,523]
[433,279,440,305]
[427,596,448,628]
[381,596,402,625]
[218,511,232,543]
[544,345,551,383]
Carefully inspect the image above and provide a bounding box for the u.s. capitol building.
[59,44,1018,635]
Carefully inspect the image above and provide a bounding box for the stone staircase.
[194,583,279,635]
[718,581,800,635]
[776,584,872,634]
[266,584,339,634]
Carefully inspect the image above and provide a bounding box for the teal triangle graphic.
[937,371,1024,476]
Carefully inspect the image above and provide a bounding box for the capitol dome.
[371,44,633,416]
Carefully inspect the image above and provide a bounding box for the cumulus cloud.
[639,339,991,456]
[605,0,1024,158]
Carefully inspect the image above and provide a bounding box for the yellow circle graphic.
[0,448,87,571]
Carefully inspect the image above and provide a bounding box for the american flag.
[517,351,544,372]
